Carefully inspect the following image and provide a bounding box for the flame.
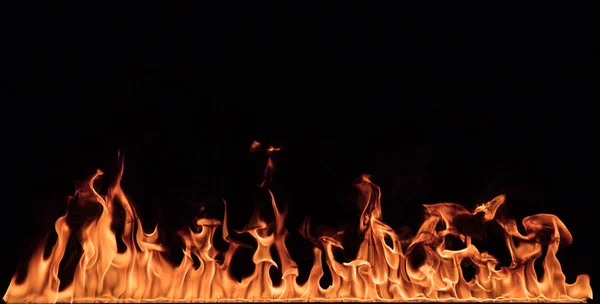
[253,141,280,188]
[4,147,592,303]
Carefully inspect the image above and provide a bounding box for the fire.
[4,144,592,303]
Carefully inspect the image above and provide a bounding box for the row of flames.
[4,143,592,302]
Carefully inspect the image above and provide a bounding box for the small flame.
[3,148,592,303]
[253,141,280,188]
[250,140,261,152]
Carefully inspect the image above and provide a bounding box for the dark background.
[2,3,598,298]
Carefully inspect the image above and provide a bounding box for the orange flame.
[252,141,281,188]
[4,148,592,303]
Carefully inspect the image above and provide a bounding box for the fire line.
[4,143,592,303]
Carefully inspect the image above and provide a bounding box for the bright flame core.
[4,149,592,303]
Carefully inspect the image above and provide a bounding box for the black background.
[3,3,598,298]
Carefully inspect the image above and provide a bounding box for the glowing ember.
[4,144,592,303]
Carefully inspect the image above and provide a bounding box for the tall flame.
[4,145,592,302]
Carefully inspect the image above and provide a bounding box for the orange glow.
[4,144,592,303]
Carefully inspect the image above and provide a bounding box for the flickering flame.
[4,144,592,303]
